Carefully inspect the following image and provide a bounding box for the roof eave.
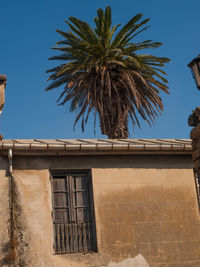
[0,139,192,156]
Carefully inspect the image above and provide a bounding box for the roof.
[0,139,192,156]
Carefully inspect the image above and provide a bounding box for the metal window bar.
[51,171,97,254]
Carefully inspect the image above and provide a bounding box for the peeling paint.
[0,176,30,266]
[106,254,149,267]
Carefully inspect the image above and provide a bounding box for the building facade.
[0,139,199,267]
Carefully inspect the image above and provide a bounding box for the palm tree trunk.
[100,111,128,139]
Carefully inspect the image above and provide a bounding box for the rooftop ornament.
[0,74,7,140]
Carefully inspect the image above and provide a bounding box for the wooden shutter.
[51,170,97,254]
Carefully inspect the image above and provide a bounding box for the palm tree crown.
[46,6,170,139]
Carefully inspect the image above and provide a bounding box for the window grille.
[51,170,97,254]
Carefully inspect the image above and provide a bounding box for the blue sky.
[1,0,200,139]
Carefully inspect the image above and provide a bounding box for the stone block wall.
[189,107,200,207]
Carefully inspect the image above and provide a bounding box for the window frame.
[50,169,97,254]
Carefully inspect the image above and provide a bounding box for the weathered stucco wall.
[0,154,199,266]
[93,168,200,266]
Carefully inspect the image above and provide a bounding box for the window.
[51,170,97,254]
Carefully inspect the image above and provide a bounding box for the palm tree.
[46,6,169,139]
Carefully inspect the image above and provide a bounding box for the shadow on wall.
[10,154,193,171]
[98,186,200,265]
